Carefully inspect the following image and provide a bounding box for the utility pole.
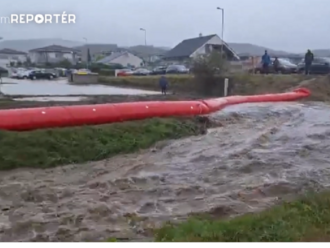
[216,7,225,58]
[140,28,148,65]
[83,37,89,69]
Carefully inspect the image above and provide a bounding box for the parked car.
[17,70,30,79]
[297,57,330,75]
[251,58,297,74]
[117,69,133,77]
[150,66,166,75]
[28,70,57,80]
[166,65,189,74]
[132,68,151,76]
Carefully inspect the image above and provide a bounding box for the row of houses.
[0,44,148,68]
[0,34,282,69]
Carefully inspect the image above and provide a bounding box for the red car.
[116,69,133,77]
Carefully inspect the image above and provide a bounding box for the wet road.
[1,101,330,241]
[0,78,159,96]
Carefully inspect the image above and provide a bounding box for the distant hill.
[311,49,330,57]
[227,43,291,56]
[0,39,83,52]
[125,45,168,56]
[1,38,328,59]
[74,44,118,60]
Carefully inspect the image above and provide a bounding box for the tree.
[57,59,72,68]
[191,51,229,96]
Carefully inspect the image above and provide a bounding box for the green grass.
[154,192,330,242]
[0,117,203,170]
[97,74,307,96]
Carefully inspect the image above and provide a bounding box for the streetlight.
[216,7,225,57]
[140,28,147,46]
[140,28,148,65]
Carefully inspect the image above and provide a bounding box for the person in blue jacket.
[261,50,271,74]
[159,75,168,95]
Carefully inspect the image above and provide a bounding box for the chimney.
[199,33,203,37]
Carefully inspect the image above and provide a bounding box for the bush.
[89,63,124,73]
[191,51,229,96]
[98,69,116,76]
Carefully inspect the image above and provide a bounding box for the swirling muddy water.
[1,102,330,241]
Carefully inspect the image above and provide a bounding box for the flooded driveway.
[1,101,330,241]
[0,78,159,96]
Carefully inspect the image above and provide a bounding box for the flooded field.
[0,101,329,241]
[0,78,159,96]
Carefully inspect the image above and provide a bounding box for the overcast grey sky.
[1,0,329,52]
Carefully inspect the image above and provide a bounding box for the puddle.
[1,78,159,96]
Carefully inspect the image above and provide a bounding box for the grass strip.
[0,117,203,170]
[154,192,330,242]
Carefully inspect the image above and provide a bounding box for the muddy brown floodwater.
[1,101,330,241]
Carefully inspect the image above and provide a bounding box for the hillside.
[74,44,118,60]
[125,45,169,56]
[0,39,169,57]
[0,39,83,52]
[227,42,291,56]
[311,49,330,57]
[0,38,328,58]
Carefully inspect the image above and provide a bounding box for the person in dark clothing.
[273,57,280,73]
[159,75,168,95]
[304,49,314,75]
[261,50,271,74]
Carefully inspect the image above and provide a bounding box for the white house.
[29,45,81,64]
[97,51,144,68]
[163,34,240,62]
[0,48,27,67]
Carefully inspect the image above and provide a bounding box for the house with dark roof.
[163,34,240,62]
[97,51,144,68]
[0,48,27,63]
[29,45,81,64]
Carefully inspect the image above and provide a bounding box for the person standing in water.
[159,75,168,95]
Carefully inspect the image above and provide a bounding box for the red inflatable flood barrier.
[0,88,310,131]
[202,88,310,112]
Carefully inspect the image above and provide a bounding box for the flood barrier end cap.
[293,88,311,95]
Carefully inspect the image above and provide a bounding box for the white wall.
[190,35,240,60]
[111,53,144,67]
[0,53,27,64]
[29,51,77,64]
[190,35,224,58]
